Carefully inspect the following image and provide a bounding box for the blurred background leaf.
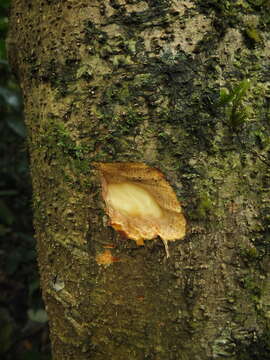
[0,1,51,359]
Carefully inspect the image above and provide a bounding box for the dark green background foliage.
[0,2,50,359]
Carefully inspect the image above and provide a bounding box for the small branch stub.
[96,162,186,257]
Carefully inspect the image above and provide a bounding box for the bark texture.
[8,0,270,359]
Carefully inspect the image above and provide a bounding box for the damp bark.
[8,0,270,359]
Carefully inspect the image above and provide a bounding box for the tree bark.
[8,0,270,359]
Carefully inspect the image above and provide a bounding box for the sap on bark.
[96,162,186,257]
[96,249,121,266]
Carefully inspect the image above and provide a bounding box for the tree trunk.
[8,0,270,359]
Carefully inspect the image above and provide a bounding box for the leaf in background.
[0,86,21,110]
[0,308,14,354]
[0,0,10,9]
[0,59,8,66]
[6,115,27,137]
[5,250,23,274]
[0,39,6,59]
[0,198,14,225]
[28,309,48,323]
[28,279,40,299]
[0,17,8,32]
[22,349,43,360]
[17,157,30,174]
[0,190,18,196]
[0,224,10,236]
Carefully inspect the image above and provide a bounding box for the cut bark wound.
[96,162,186,257]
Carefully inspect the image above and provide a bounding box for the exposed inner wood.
[97,162,186,255]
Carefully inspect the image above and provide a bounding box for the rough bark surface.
[8,0,270,359]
